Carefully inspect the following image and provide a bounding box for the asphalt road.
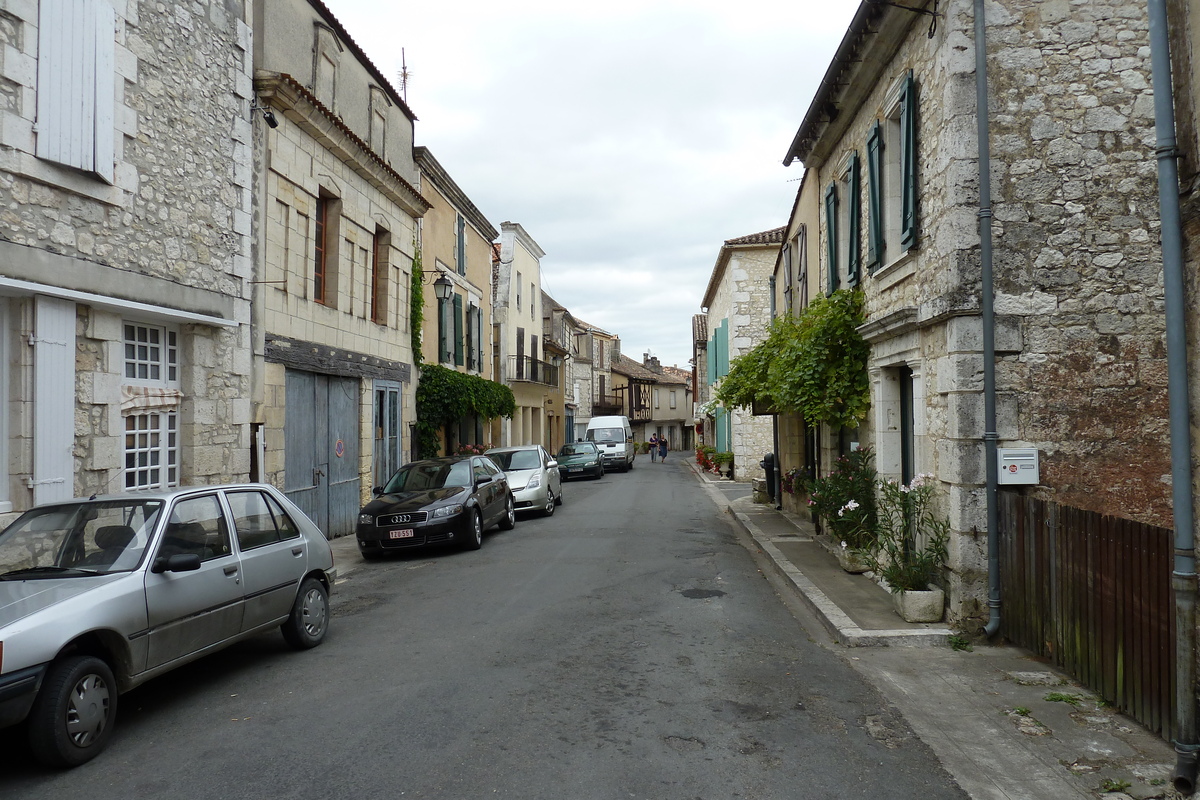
[0,458,966,799]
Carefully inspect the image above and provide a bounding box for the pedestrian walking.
[649,433,658,462]
[658,435,668,462]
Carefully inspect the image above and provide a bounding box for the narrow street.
[0,461,966,799]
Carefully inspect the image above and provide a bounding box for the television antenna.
[398,48,411,101]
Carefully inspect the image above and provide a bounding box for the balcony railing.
[507,355,559,387]
[593,393,623,415]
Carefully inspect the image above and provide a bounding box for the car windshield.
[559,443,597,457]
[587,428,622,443]
[0,499,163,577]
[384,461,473,492]
[489,450,541,471]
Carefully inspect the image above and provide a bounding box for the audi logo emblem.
[385,514,411,524]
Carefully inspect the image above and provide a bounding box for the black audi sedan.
[357,456,515,558]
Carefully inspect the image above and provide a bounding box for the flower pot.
[836,547,868,574]
[893,585,945,623]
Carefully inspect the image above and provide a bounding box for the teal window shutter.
[824,183,839,295]
[437,297,450,363]
[453,294,464,366]
[900,70,918,251]
[866,121,883,270]
[848,152,861,287]
[456,215,467,275]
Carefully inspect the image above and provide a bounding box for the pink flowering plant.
[456,442,491,455]
[808,448,878,550]
[863,473,950,593]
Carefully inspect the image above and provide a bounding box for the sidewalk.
[687,459,1184,800]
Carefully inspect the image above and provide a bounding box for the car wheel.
[28,655,117,768]
[543,489,556,516]
[499,495,516,530]
[281,577,329,650]
[555,487,564,506]
[463,509,484,550]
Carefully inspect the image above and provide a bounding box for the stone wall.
[814,0,1165,624]
[0,1,254,508]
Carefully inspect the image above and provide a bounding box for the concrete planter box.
[893,585,945,623]
[836,547,869,574]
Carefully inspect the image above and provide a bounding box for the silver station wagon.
[0,484,336,767]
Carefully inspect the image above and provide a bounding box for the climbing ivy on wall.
[410,237,425,365]
[414,364,516,458]
[715,288,870,430]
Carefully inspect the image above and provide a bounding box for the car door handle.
[223,565,239,576]
[291,546,304,557]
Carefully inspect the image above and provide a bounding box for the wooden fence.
[998,491,1176,739]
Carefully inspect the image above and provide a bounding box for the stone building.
[572,318,618,441]
[492,221,558,447]
[782,0,1167,621]
[414,146,499,451]
[542,292,576,453]
[0,0,255,522]
[252,0,429,536]
[700,227,785,482]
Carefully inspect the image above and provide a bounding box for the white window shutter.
[36,0,115,181]
[33,296,77,504]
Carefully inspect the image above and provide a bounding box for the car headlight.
[585,460,597,466]
[358,513,374,525]
[526,473,542,489]
[431,503,464,519]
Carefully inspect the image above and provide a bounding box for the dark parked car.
[556,442,605,480]
[357,456,515,557]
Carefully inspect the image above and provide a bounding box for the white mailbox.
[998,448,1040,485]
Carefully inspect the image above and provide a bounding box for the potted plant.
[860,473,949,622]
[808,448,878,570]
[712,451,734,477]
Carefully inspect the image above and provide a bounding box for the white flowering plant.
[861,473,950,593]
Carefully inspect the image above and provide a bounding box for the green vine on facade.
[410,237,425,365]
[715,288,870,429]
[414,364,515,458]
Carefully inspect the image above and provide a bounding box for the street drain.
[681,588,726,599]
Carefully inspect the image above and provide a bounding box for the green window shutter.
[437,298,450,363]
[866,121,883,270]
[824,182,839,295]
[900,70,918,251]
[453,294,464,366]
[719,320,730,378]
[848,152,861,287]
[456,215,467,275]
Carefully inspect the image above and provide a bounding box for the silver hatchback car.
[0,484,336,767]
[485,445,563,517]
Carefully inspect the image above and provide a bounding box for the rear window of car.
[227,490,301,551]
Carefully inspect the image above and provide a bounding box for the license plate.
[389,529,415,539]
[569,467,583,473]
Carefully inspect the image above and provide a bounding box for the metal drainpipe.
[974,0,1001,640]
[1147,0,1199,791]
[769,275,782,509]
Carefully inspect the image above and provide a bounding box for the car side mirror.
[373,485,384,496]
[547,460,558,469]
[152,553,202,574]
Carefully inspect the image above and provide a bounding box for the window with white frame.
[122,322,180,490]
[868,69,919,272]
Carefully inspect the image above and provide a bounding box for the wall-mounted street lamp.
[250,98,279,129]
[432,272,453,302]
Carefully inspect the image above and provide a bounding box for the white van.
[585,415,635,472]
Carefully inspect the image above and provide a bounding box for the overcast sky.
[323,0,861,370]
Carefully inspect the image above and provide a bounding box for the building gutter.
[974,0,1001,642]
[1146,0,1199,791]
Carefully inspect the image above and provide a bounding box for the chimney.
[643,353,662,373]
